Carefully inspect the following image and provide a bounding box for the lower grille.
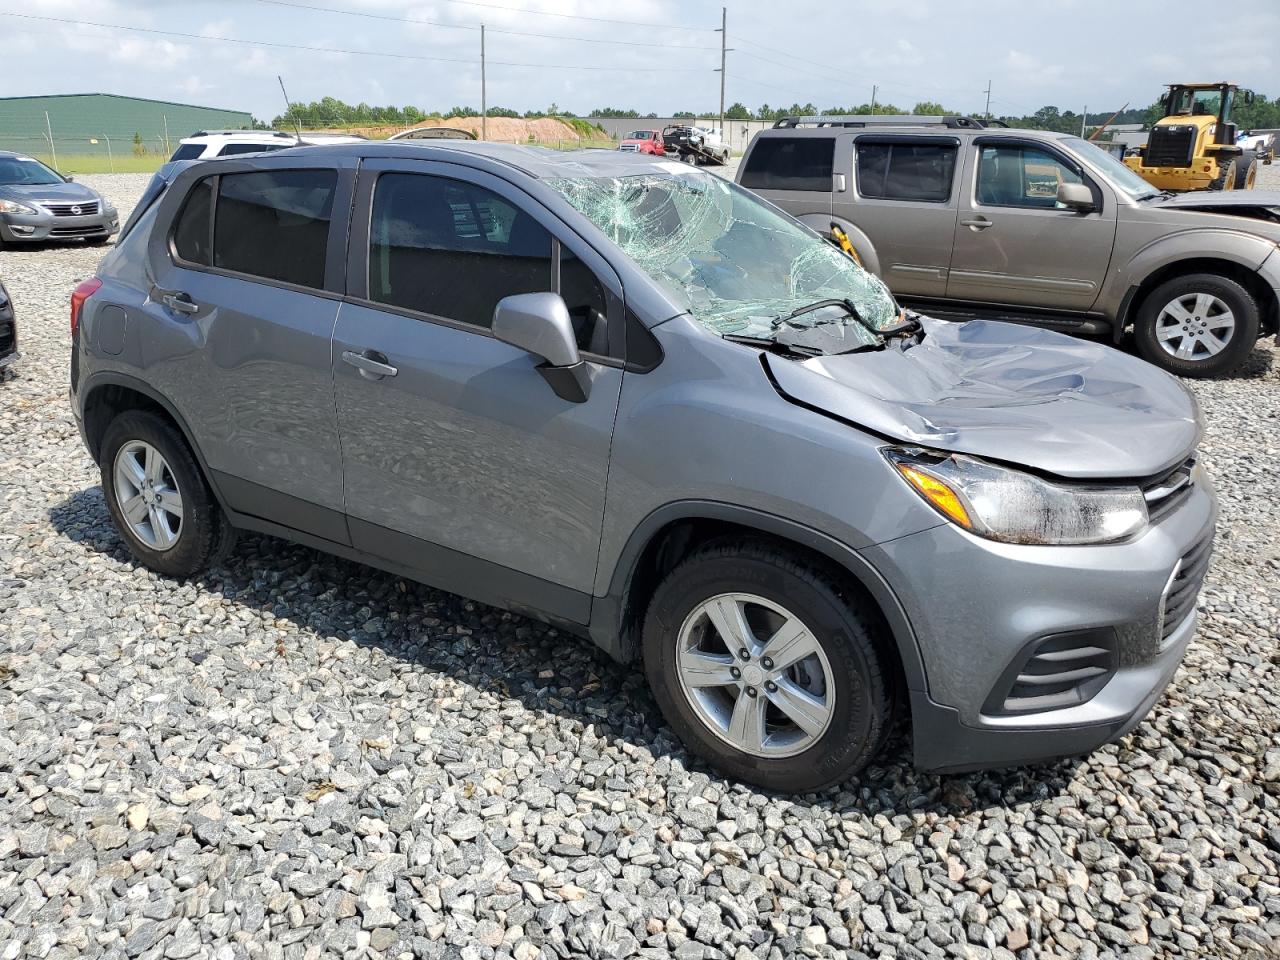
[1160,533,1213,645]
[985,629,1117,715]
[1144,126,1196,167]
[44,201,100,217]
[49,226,106,238]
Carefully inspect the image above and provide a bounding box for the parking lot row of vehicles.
[737,115,1280,377]
[64,140,1217,791]
[619,125,731,165]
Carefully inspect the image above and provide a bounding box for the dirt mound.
[325,117,585,143]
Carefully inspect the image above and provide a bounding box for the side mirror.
[1057,181,1095,212]
[64,174,75,182]
[492,292,591,402]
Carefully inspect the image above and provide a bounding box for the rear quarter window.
[169,143,206,162]
[740,137,834,191]
[856,141,957,202]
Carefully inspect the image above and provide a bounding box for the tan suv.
[738,116,1280,377]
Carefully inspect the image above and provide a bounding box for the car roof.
[218,140,690,179]
[753,125,1076,142]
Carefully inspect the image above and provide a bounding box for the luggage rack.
[772,115,1009,130]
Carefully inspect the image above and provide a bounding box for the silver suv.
[70,143,1216,791]
[738,117,1280,377]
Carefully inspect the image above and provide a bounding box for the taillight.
[70,277,103,338]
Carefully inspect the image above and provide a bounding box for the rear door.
[738,133,834,220]
[144,158,355,543]
[946,138,1117,311]
[329,158,625,621]
[834,134,961,297]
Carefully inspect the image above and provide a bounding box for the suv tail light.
[70,278,103,338]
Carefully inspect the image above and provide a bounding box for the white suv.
[168,131,366,162]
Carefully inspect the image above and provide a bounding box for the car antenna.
[277,75,303,144]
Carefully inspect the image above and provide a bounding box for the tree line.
[271,92,1280,134]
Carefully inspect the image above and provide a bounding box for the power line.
[301,0,715,30]
[248,0,718,50]
[0,11,708,73]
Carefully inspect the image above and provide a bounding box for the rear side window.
[740,137,834,191]
[172,178,213,265]
[856,142,957,202]
[213,170,336,289]
[368,173,553,330]
[169,143,205,162]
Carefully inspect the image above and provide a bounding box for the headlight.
[885,447,1148,545]
[0,199,39,215]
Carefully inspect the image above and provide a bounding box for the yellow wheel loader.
[1124,82,1264,192]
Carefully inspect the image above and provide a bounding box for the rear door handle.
[342,349,398,380]
[160,292,199,314]
[960,217,994,231]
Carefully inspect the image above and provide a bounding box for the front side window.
[739,137,834,192]
[976,145,1084,208]
[856,142,957,202]
[548,169,897,350]
[369,173,553,330]
[213,169,336,289]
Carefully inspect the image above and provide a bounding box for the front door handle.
[961,217,994,231]
[342,349,398,380]
[160,292,199,314]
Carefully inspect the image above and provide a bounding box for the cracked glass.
[547,168,898,349]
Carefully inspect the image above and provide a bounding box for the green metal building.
[0,93,253,163]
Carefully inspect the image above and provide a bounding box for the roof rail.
[772,115,994,130]
[189,129,298,138]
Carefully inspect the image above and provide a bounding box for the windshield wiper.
[721,333,824,358]
[774,298,867,329]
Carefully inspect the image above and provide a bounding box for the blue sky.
[3,0,1279,121]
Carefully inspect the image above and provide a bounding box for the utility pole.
[716,7,727,135]
[480,24,487,141]
[44,111,58,169]
[983,81,992,119]
[870,85,878,113]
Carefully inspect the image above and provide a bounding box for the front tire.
[1134,273,1260,378]
[1235,151,1258,190]
[1209,158,1239,190]
[642,540,893,792]
[100,410,232,577]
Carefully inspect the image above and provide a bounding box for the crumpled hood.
[0,181,103,205]
[1147,189,1280,221]
[765,318,1200,480]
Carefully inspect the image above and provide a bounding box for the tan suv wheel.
[1134,273,1260,378]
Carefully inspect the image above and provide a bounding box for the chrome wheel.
[675,593,835,758]
[1155,292,1235,361]
[113,440,184,551]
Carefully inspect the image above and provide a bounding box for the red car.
[617,129,665,156]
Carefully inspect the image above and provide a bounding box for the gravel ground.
[1,173,1278,960]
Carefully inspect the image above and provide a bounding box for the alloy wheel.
[675,593,835,758]
[1155,292,1235,361]
[113,440,184,551]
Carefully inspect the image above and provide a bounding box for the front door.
[331,160,624,621]
[947,140,1117,312]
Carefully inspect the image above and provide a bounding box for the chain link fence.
[0,133,181,174]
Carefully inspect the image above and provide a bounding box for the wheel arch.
[1119,255,1280,338]
[588,502,927,694]
[79,373,226,505]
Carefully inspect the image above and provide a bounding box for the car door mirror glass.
[1057,181,1094,212]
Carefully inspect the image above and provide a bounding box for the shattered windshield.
[547,168,898,350]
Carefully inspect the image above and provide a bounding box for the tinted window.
[977,145,1085,208]
[169,143,205,162]
[172,178,213,265]
[216,143,290,157]
[213,170,336,289]
[740,137,834,191]
[369,173,552,328]
[560,247,609,353]
[856,142,957,201]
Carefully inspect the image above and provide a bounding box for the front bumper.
[0,206,119,243]
[863,474,1218,772]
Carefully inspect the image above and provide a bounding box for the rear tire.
[642,539,893,792]
[1209,158,1239,190]
[100,410,231,577]
[1235,151,1258,190]
[1134,273,1259,378]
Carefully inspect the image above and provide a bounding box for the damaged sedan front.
[547,160,1216,779]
